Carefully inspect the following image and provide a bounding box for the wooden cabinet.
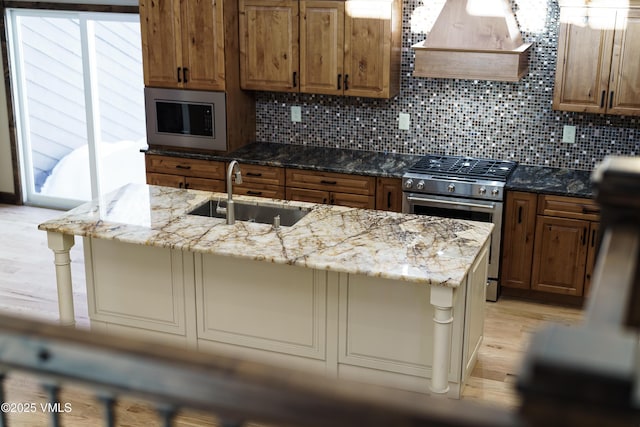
[554,2,640,115]
[233,163,286,199]
[375,177,402,212]
[140,0,225,90]
[239,0,401,98]
[285,169,376,208]
[501,192,600,299]
[145,154,225,191]
[238,0,299,92]
[501,191,537,290]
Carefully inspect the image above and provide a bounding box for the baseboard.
[500,286,585,307]
[0,192,19,205]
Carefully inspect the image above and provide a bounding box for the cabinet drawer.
[537,195,600,221]
[147,172,185,188]
[234,183,285,200]
[237,163,285,186]
[332,193,375,209]
[146,155,225,180]
[285,169,376,196]
[286,187,330,205]
[185,177,225,192]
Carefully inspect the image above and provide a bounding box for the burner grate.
[409,155,517,181]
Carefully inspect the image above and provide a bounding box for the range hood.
[412,0,532,82]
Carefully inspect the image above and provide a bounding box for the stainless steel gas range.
[402,155,518,302]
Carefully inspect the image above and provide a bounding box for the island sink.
[188,199,310,227]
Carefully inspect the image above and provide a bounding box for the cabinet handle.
[320,180,337,185]
[293,71,297,88]
[591,229,597,248]
[183,67,189,83]
[330,196,335,205]
[175,165,192,170]
[246,172,263,177]
[600,91,605,108]
[387,191,392,209]
[184,182,190,189]
[518,206,523,224]
[344,74,349,91]
[322,198,328,204]
[337,74,342,90]
[609,91,614,109]
[247,191,263,196]
[582,227,587,245]
[178,182,184,188]
[581,206,600,215]
[177,67,182,83]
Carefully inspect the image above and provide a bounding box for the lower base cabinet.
[82,236,488,398]
[501,192,600,299]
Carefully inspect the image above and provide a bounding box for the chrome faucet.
[220,160,242,224]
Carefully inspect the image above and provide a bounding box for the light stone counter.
[39,183,493,397]
[39,183,492,288]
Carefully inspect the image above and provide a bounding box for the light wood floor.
[0,203,585,425]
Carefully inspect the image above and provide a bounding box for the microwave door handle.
[406,195,496,213]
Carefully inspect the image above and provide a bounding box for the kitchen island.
[39,184,492,398]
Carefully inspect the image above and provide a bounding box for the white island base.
[48,233,489,398]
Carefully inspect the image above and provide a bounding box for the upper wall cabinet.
[239,0,402,98]
[140,0,226,90]
[553,2,640,116]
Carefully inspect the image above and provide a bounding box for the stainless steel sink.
[188,200,310,227]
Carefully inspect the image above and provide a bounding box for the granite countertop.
[507,165,595,198]
[147,142,596,198]
[145,142,420,178]
[38,184,493,288]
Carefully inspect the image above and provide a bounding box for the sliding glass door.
[7,9,146,209]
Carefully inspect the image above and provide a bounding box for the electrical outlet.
[291,106,302,123]
[398,113,410,130]
[562,125,576,143]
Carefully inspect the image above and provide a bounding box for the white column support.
[46,232,76,327]
[430,285,455,395]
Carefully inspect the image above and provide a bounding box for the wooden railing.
[1,156,640,427]
[0,313,516,427]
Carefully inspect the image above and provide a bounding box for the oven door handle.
[406,195,496,213]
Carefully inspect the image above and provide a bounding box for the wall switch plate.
[291,106,302,123]
[562,125,576,143]
[399,113,410,130]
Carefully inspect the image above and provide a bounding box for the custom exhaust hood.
[412,0,532,82]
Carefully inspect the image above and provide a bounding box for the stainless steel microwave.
[144,87,227,151]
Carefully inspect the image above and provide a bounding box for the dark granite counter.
[146,142,596,198]
[506,165,594,198]
[145,142,420,179]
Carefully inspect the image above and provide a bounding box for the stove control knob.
[416,180,425,190]
[491,188,500,197]
[479,187,487,195]
[404,179,414,189]
[448,184,456,193]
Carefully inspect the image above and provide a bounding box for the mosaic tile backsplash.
[254,0,640,171]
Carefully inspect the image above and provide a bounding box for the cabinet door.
[140,0,183,88]
[147,172,186,188]
[531,216,589,296]
[286,187,330,205]
[300,1,344,95]
[553,7,615,113]
[501,192,537,289]
[343,1,393,98]
[583,222,601,297]
[180,0,226,90]
[239,0,299,92]
[608,8,640,116]
[375,177,402,212]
